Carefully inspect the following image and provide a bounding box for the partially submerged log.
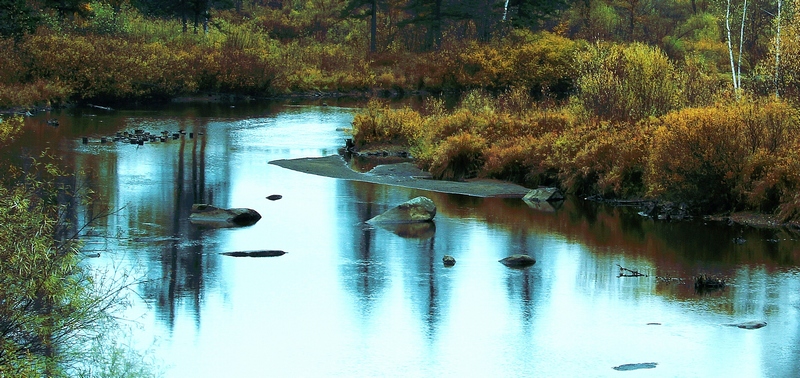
[221,250,287,257]
[617,264,647,277]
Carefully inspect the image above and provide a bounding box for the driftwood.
[88,104,114,111]
[617,264,647,277]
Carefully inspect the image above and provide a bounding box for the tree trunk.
[737,0,747,89]
[628,0,637,41]
[432,0,442,50]
[726,0,738,90]
[203,0,211,35]
[182,8,188,33]
[775,0,782,97]
[370,0,377,53]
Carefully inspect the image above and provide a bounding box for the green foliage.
[0,0,40,39]
[0,116,156,376]
[575,42,681,122]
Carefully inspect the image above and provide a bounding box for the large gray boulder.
[189,204,262,227]
[367,196,436,224]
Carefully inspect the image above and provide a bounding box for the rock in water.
[499,254,536,268]
[189,204,262,227]
[522,187,564,202]
[442,255,456,267]
[367,196,436,224]
[726,320,767,330]
[613,362,658,371]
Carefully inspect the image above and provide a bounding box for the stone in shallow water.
[499,254,536,268]
[726,320,767,330]
[613,362,658,371]
[442,255,456,267]
[189,204,261,227]
[367,196,436,224]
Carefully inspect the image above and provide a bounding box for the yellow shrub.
[427,132,487,181]
[351,100,423,148]
[647,105,749,209]
[576,42,681,122]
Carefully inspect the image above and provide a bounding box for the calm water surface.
[16,103,800,377]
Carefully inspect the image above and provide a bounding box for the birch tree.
[726,0,738,90]
[774,0,781,96]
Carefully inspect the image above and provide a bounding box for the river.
[14,102,800,377]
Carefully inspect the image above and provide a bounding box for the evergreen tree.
[0,0,40,38]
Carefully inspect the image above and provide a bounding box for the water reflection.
[13,103,800,377]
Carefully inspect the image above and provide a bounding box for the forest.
[1,0,799,222]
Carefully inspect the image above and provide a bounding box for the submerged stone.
[726,320,767,330]
[613,362,658,371]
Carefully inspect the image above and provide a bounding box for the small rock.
[499,254,536,268]
[442,255,456,267]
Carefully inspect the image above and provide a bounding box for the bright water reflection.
[17,103,800,377]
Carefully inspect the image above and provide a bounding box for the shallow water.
[14,102,800,377]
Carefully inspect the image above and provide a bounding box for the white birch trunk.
[737,0,747,89]
[503,0,510,21]
[726,0,738,89]
[775,0,782,97]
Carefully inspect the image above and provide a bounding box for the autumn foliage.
[353,90,800,221]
